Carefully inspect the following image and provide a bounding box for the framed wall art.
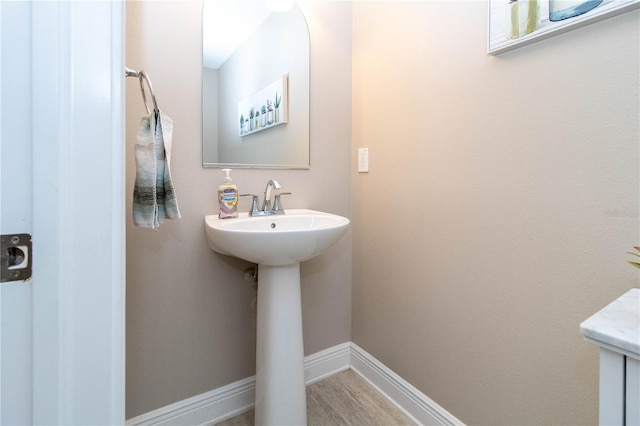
[488,0,639,55]
[238,74,289,137]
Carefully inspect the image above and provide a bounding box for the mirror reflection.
[202,0,310,169]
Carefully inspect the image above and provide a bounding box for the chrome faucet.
[261,179,282,213]
[240,179,291,216]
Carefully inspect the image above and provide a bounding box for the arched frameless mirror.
[202,0,310,169]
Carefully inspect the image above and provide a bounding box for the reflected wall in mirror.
[202,0,310,169]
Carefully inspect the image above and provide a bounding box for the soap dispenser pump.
[218,168,238,219]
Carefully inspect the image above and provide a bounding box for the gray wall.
[125,0,352,418]
[351,2,639,424]
[202,66,218,162]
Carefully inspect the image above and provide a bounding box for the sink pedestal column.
[255,263,307,426]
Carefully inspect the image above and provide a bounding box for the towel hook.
[125,67,159,115]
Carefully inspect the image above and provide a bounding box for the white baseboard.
[126,342,463,426]
[304,341,351,385]
[349,343,463,426]
[125,375,256,426]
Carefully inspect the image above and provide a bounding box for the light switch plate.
[358,148,369,173]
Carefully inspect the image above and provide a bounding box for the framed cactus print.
[238,74,289,137]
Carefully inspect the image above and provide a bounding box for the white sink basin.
[204,209,349,266]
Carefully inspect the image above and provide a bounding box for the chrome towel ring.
[125,67,159,114]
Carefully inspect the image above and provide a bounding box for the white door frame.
[1,0,35,422]
[30,1,125,423]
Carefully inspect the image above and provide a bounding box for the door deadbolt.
[1,234,32,283]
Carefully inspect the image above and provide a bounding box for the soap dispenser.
[218,168,238,219]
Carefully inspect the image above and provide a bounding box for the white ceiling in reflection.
[203,0,273,69]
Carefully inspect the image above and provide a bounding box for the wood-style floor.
[215,369,415,426]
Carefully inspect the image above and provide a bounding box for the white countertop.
[580,288,640,359]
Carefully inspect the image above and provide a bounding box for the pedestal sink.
[204,209,349,425]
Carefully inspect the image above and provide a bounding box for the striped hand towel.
[133,110,181,228]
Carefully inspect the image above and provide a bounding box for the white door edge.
[31,1,125,423]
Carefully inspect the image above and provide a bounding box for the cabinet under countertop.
[581,288,639,426]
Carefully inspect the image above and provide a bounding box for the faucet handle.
[272,192,292,214]
[239,194,260,216]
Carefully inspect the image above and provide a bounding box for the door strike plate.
[1,234,32,283]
